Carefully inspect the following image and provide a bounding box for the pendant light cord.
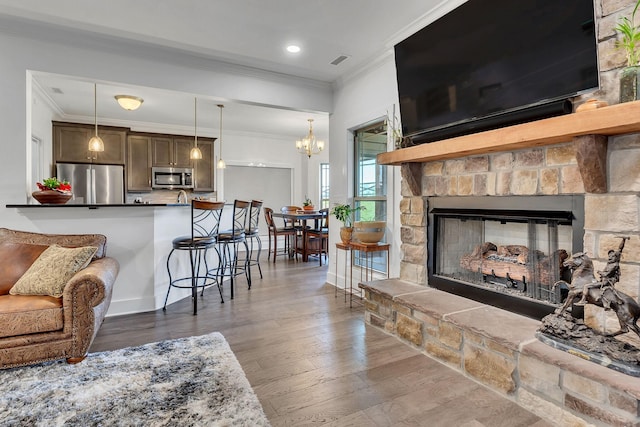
[94,84,98,136]
[218,104,224,157]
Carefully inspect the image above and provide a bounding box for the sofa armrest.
[61,256,119,358]
[62,257,119,308]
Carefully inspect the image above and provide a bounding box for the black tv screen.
[395,0,598,143]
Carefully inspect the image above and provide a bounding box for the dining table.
[272,210,326,262]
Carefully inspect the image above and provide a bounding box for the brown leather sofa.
[0,228,119,369]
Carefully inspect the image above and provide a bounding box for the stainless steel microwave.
[152,167,194,189]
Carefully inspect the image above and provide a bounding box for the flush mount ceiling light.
[87,83,104,152]
[190,97,202,160]
[286,45,301,53]
[114,95,144,111]
[295,119,325,158]
[217,104,226,169]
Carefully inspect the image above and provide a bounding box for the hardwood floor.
[92,258,552,427]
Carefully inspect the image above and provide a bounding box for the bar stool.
[217,199,251,299]
[244,200,263,279]
[164,200,225,315]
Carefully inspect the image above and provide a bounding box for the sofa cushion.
[9,245,98,297]
[0,294,63,338]
[0,242,49,295]
[0,228,107,259]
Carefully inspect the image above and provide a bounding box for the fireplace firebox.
[427,196,584,319]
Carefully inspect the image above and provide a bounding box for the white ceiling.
[1,0,452,138]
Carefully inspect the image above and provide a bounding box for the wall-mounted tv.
[395,0,598,144]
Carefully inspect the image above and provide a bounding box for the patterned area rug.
[0,332,270,426]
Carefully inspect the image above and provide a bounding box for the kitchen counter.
[5,203,193,316]
[3,202,241,317]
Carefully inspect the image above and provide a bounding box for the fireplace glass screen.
[434,210,574,305]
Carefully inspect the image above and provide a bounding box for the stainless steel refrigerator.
[56,163,124,204]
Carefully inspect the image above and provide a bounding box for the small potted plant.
[331,203,363,243]
[32,177,73,204]
[616,0,640,102]
[303,197,314,211]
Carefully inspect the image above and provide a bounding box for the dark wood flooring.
[92,257,552,427]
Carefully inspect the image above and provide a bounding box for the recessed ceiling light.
[286,45,301,54]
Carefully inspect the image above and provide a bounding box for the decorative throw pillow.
[9,245,98,297]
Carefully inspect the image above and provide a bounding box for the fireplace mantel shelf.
[377,100,640,166]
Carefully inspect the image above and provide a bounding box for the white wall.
[328,53,403,285]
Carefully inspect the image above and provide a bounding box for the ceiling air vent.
[330,55,350,66]
[51,87,64,94]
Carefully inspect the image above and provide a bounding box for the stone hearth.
[360,279,640,426]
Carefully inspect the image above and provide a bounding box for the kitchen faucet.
[176,190,188,204]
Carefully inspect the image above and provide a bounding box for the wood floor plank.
[91,258,552,426]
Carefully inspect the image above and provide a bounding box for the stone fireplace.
[358,1,640,424]
[395,133,640,318]
[362,122,640,426]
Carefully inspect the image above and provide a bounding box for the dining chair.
[280,205,302,228]
[304,208,329,266]
[264,207,297,263]
[164,200,225,314]
[216,199,251,299]
[243,200,263,279]
[281,205,307,255]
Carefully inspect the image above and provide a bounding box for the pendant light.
[87,83,105,152]
[190,97,202,160]
[217,104,226,169]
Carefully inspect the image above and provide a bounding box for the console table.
[335,241,390,307]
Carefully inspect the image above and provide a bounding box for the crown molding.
[31,76,64,117]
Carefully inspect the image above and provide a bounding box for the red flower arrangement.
[36,177,72,194]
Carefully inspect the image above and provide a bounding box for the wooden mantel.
[377,100,640,166]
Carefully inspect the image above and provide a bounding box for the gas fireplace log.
[460,243,568,286]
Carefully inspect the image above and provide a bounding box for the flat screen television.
[395,0,599,144]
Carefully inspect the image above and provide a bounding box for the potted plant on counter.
[616,0,640,102]
[331,203,363,243]
[32,177,73,204]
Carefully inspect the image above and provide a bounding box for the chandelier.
[295,119,325,158]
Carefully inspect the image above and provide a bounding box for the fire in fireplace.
[427,196,584,319]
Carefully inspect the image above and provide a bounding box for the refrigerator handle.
[91,168,97,204]
[86,168,92,204]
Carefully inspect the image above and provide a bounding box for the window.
[319,163,330,209]
[353,121,387,272]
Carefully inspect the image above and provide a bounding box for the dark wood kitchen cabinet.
[127,135,152,191]
[53,122,126,165]
[152,137,193,168]
[194,139,214,191]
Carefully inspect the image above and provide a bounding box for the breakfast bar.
[5,203,194,316]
